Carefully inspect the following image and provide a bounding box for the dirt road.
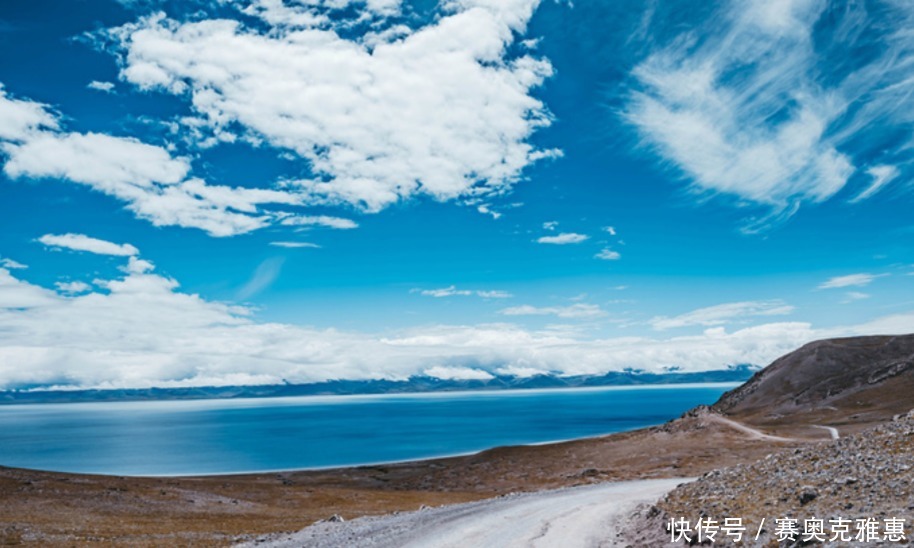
[241,478,690,548]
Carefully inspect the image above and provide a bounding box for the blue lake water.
[0,384,736,476]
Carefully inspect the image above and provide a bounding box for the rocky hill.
[712,334,914,435]
[623,334,914,546]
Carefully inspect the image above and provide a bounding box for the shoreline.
[0,407,807,546]
[0,382,740,478]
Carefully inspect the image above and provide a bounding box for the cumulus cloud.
[537,232,588,245]
[650,300,795,330]
[413,285,512,298]
[113,0,555,212]
[0,85,58,142]
[3,0,558,237]
[55,281,92,294]
[0,86,306,237]
[626,0,914,229]
[0,256,913,390]
[0,268,60,309]
[87,80,116,93]
[38,233,139,256]
[595,248,621,260]
[499,303,605,319]
[5,132,189,190]
[818,273,883,289]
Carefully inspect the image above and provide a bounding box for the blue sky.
[1,0,913,389]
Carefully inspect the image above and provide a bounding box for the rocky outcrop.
[627,410,914,547]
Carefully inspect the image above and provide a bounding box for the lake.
[0,383,736,476]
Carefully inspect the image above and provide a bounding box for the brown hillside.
[712,334,914,435]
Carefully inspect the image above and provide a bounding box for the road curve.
[238,478,691,548]
[812,425,840,440]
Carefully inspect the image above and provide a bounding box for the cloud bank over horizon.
[1,237,913,391]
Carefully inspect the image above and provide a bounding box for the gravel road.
[239,478,691,548]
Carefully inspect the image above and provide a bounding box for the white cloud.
[38,233,139,256]
[499,303,605,319]
[537,232,588,245]
[1,256,913,390]
[476,204,502,220]
[0,258,27,270]
[842,291,870,304]
[269,241,321,248]
[414,285,512,299]
[87,80,116,93]
[542,221,558,230]
[0,88,304,237]
[423,365,494,381]
[5,132,189,191]
[55,281,92,294]
[818,273,883,289]
[0,268,60,309]
[595,248,621,260]
[280,215,359,229]
[603,226,617,236]
[236,257,284,300]
[0,85,58,142]
[242,0,403,28]
[114,1,555,212]
[650,300,795,330]
[476,290,512,299]
[625,0,914,227]
[851,165,900,203]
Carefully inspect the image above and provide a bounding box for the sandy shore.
[240,478,691,548]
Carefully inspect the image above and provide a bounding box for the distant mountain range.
[0,365,758,405]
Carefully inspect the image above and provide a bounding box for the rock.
[798,486,818,505]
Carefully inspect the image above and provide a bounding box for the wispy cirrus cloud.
[650,300,795,330]
[38,233,139,256]
[499,303,605,319]
[412,285,512,299]
[269,241,321,249]
[237,257,285,300]
[818,273,885,289]
[626,0,914,230]
[279,215,358,230]
[851,165,900,203]
[0,258,26,270]
[537,232,588,245]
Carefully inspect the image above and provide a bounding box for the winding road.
[239,478,691,548]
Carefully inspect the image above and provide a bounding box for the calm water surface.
[0,384,735,476]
